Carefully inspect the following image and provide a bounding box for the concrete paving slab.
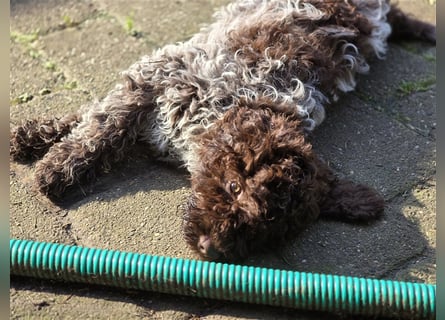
[10,0,98,35]
[10,89,93,124]
[10,162,74,245]
[354,45,435,98]
[10,0,436,319]
[67,160,193,257]
[395,0,436,25]
[9,40,67,103]
[92,0,232,45]
[353,45,436,140]
[36,17,150,98]
[313,96,435,199]
[390,179,436,284]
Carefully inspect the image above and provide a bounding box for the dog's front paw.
[10,116,79,163]
[320,179,385,222]
[34,159,72,201]
[10,120,50,162]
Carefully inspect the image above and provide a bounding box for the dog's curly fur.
[10,0,435,261]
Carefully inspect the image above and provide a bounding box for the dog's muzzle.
[198,235,222,260]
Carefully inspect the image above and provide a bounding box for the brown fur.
[387,4,436,43]
[183,99,384,260]
[226,0,376,94]
[10,115,79,162]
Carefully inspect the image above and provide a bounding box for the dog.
[10,0,435,261]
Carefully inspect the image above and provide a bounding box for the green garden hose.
[10,238,435,319]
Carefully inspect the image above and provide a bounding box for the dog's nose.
[198,235,221,260]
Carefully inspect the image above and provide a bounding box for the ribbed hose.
[10,238,435,319]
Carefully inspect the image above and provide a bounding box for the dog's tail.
[387,4,436,44]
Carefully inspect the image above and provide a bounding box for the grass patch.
[124,15,142,38]
[397,77,436,96]
[64,80,78,90]
[398,41,418,54]
[423,53,436,62]
[354,90,374,103]
[12,92,34,104]
[28,49,42,59]
[10,30,39,44]
[39,88,52,96]
[124,16,134,33]
[63,15,74,27]
[61,15,81,28]
[43,61,57,71]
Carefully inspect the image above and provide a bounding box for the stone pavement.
[10,0,436,319]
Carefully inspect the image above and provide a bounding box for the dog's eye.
[229,181,241,194]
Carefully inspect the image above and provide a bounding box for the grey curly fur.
[10,0,435,260]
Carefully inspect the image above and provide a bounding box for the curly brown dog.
[10,0,435,261]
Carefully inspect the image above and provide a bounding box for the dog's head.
[183,99,329,261]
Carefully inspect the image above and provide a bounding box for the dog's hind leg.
[387,3,436,44]
[33,79,155,201]
[10,114,80,163]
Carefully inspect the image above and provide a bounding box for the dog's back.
[10,0,435,202]
[142,0,435,169]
